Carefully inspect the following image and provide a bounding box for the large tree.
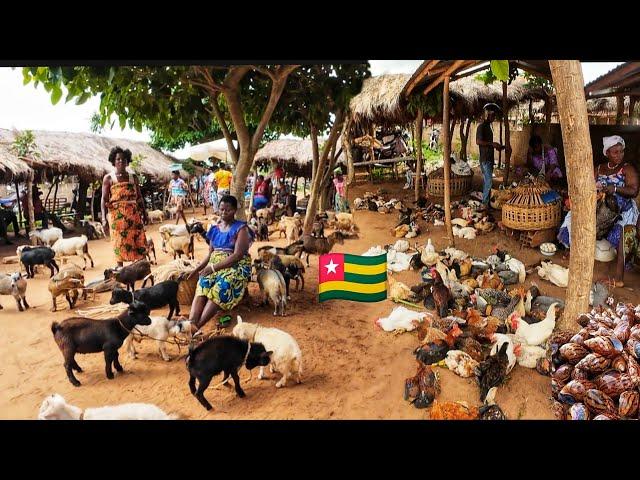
[23,65,300,219]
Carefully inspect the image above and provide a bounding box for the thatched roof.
[586,96,640,117]
[254,138,344,178]
[0,129,180,183]
[349,74,415,127]
[0,141,31,183]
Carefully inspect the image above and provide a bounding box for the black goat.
[51,301,152,386]
[186,335,272,411]
[109,280,181,319]
[20,246,59,278]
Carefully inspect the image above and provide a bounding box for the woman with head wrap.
[333,167,349,213]
[527,135,563,182]
[557,135,639,287]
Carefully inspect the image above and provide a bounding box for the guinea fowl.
[404,362,441,409]
[430,268,452,318]
[476,342,510,402]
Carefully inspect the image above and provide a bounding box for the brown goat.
[104,260,153,291]
[297,231,345,267]
[48,265,87,312]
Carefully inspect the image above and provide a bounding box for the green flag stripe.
[319,290,387,303]
[344,272,387,284]
[343,253,387,266]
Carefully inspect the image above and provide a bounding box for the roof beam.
[585,62,640,93]
[422,60,473,96]
[404,60,441,96]
[512,61,552,81]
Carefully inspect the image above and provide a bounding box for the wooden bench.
[45,197,69,216]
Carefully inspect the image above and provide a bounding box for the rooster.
[404,362,441,409]
[476,342,510,402]
[414,323,463,365]
[430,267,452,318]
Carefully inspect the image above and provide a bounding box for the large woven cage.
[427,169,473,198]
[502,178,562,231]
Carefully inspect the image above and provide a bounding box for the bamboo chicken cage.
[502,177,562,231]
[426,167,473,199]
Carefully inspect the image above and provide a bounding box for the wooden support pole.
[629,96,637,124]
[442,75,455,247]
[26,171,35,233]
[549,60,596,332]
[14,179,23,233]
[414,108,424,201]
[616,95,625,124]
[502,81,512,185]
[249,167,257,210]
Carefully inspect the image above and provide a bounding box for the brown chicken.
[454,335,485,362]
[430,268,451,318]
[414,324,463,365]
[404,362,441,409]
[479,272,504,291]
[430,400,479,420]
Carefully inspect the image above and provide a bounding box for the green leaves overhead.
[490,60,509,82]
[51,85,63,105]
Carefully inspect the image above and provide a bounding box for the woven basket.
[502,178,562,231]
[153,259,199,305]
[177,276,198,305]
[427,169,473,198]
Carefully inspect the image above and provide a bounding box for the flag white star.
[325,259,339,274]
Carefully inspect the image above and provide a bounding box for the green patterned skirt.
[195,251,252,310]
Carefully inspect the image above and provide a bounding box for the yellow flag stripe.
[343,262,387,275]
[318,280,387,295]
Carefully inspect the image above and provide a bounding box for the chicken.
[508,302,559,346]
[531,295,565,314]
[476,342,510,402]
[454,335,484,362]
[376,306,426,333]
[445,350,479,378]
[388,275,418,302]
[489,333,517,373]
[456,257,473,278]
[451,218,470,227]
[477,271,504,290]
[475,288,511,307]
[414,324,463,365]
[513,342,546,369]
[537,261,569,288]
[476,316,507,342]
[492,292,526,322]
[479,387,507,420]
[420,238,440,266]
[504,254,526,284]
[430,268,452,318]
[443,247,468,262]
[417,325,447,344]
[453,225,477,240]
[462,278,478,290]
[393,224,410,238]
[404,363,441,409]
[429,400,479,420]
[435,260,458,286]
[475,217,495,234]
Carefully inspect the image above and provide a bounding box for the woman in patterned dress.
[187,195,255,329]
[101,147,149,268]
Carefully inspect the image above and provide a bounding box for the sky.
[0,62,625,150]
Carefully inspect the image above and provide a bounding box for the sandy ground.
[1,179,639,420]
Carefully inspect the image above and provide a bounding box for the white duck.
[508,303,559,346]
[421,238,439,266]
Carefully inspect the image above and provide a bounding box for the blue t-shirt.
[206,220,254,253]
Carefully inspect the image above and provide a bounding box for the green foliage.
[181,158,197,176]
[89,112,103,133]
[490,61,510,82]
[406,88,443,118]
[476,69,498,85]
[11,130,40,158]
[130,153,148,185]
[523,71,552,91]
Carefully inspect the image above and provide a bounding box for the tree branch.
[249,65,277,82]
[210,96,239,164]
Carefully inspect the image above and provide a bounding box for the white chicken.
[524,289,533,314]
[421,238,440,266]
[453,225,477,240]
[393,239,409,253]
[375,306,427,333]
[451,218,469,227]
[443,247,468,262]
[445,350,479,378]
[435,260,458,287]
[537,261,568,288]
[504,254,526,284]
[508,302,559,347]
[513,343,547,369]
[490,333,517,374]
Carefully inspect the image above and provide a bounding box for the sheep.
[145,238,157,265]
[0,272,29,311]
[233,316,302,388]
[186,335,272,411]
[166,234,195,260]
[104,259,153,291]
[254,263,287,316]
[38,394,175,420]
[159,221,206,252]
[20,246,60,278]
[48,265,87,312]
[122,316,193,361]
[51,235,94,270]
[29,227,63,247]
[295,231,346,267]
[147,209,165,223]
[110,279,181,319]
[51,300,152,386]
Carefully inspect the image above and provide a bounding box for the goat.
[295,231,346,267]
[51,300,152,386]
[122,316,192,361]
[186,335,272,411]
[233,316,302,388]
[0,272,29,311]
[109,279,181,319]
[166,234,195,260]
[147,210,165,223]
[253,263,287,316]
[51,235,94,270]
[256,217,269,241]
[145,238,157,265]
[48,265,87,312]
[104,259,153,291]
[38,394,175,420]
[29,227,63,247]
[258,251,305,291]
[20,246,60,278]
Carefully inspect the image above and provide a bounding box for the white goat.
[0,272,29,311]
[51,235,94,270]
[148,210,165,223]
[232,316,302,388]
[122,316,193,361]
[38,394,175,420]
[87,221,105,239]
[29,227,63,247]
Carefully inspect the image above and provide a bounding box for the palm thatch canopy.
[254,138,344,178]
[0,129,182,184]
[349,74,416,128]
[0,141,31,183]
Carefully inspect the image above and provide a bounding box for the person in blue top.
[187,195,255,329]
[168,170,189,225]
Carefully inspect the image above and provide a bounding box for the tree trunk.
[459,117,472,162]
[248,167,257,210]
[502,81,512,186]
[629,96,637,123]
[529,98,534,124]
[448,116,457,155]
[26,171,35,232]
[545,95,552,136]
[310,123,319,184]
[343,119,355,187]
[498,116,503,169]
[549,60,596,333]
[616,95,625,124]
[76,177,89,225]
[229,147,254,220]
[442,76,455,247]
[52,177,59,216]
[414,108,424,201]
